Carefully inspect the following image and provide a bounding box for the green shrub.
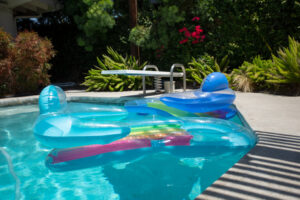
[13,31,55,93]
[230,37,300,94]
[268,37,300,84]
[0,30,55,96]
[0,29,14,95]
[230,56,273,92]
[64,0,115,51]
[129,25,151,47]
[0,28,12,59]
[186,54,230,86]
[82,47,148,91]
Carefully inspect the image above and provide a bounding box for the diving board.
[101,64,186,94]
[101,70,183,77]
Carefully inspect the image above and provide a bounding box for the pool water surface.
[0,101,256,200]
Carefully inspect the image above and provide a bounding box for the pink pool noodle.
[49,135,193,164]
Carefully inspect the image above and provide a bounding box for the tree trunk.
[128,0,140,63]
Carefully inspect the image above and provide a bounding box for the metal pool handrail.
[170,64,186,93]
[142,65,160,94]
[102,64,186,94]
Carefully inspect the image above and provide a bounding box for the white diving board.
[101,70,184,77]
[101,64,186,94]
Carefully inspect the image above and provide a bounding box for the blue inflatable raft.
[160,72,236,113]
[34,85,130,148]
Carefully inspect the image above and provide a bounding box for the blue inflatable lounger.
[160,72,236,113]
[34,85,130,148]
[34,72,257,174]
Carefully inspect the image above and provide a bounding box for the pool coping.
[0,90,163,107]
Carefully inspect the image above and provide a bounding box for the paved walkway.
[1,90,300,199]
[197,92,300,200]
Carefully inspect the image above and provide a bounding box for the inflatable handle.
[39,85,67,114]
[201,72,229,92]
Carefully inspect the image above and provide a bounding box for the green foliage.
[17,0,300,86]
[186,54,230,85]
[82,47,148,91]
[64,0,115,51]
[128,25,151,47]
[18,12,105,83]
[195,0,300,67]
[0,30,55,96]
[231,37,300,94]
[267,37,300,84]
[0,29,14,95]
[231,56,273,92]
[0,28,12,59]
[128,1,192,68]
[14,32,56,93]
[145,3,185,49]
[132,0,300,69]
[130,1,186,49]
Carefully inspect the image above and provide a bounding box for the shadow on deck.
[196,131,300,200]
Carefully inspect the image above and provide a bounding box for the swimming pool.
[0,99,256,200]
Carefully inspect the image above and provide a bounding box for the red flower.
[192,40,199,44]
[184,30,191,37]
[196,28,203,34]
[195,25,201,30]
[200,35,206,42]
[179,27,188,33]
[179,38,189,44]
[191,31,200,39]
[192,17,200,21]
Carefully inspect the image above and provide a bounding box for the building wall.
[0,0,62,36]
[0,4,17,36]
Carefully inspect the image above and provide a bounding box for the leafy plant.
[186,54,230,85]
[129,25,151,47]
[13,31,55,93]
[230,68,254,92]
[0,29,14,95]
[231,37,300,94]
[267,37,300,84]
[64,0,115,51]
[0,30,55,96]
[0,28,12,59]
[82,47,148,91]
[230,56,273,92]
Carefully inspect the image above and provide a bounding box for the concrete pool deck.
[1,90,300,199]
[198,92,300,200]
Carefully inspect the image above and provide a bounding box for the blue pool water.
[0,101,255,200]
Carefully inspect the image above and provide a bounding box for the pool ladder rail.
[142,64,186,94]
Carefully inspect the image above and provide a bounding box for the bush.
[0,28,12,59]
[186,54,230,86]
[230,37,300,94]
[268,37,300,84]
[230,56,273,92]
[0,29,14,95]
[126,0,300,69]
[82,47,148,91]
[14,31,55,93]
[0,30,55,96]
